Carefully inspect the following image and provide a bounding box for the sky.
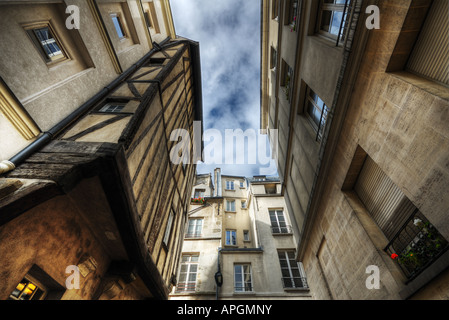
[170,0,277,178]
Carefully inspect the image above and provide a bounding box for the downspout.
[0,38,171,175]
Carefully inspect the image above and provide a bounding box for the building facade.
[261,0,449,299]
[170,169,311,300]
[0,0,202,300]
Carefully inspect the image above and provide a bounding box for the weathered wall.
[301,0,449,299]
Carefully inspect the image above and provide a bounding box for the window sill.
[389,71,449,101]
[272,232,293,236]
[343,191,408,284]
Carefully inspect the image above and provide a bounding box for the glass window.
[226,230,237,246]
[318,0,350,43]
[226,180,235,190]
[226,200,236,212]
[99,102,126,113]
[234,264,252,292]
[111,14,126,39]
[305,87,328,141]
[186,219,203,238]
[278,250,308,288]
[163,210,174,246]
[177,254,199,292]
[270,209,290,234]
[25,22,67,64]
[9,277,45,300]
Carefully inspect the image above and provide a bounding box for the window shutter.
[406,0,449,86]
[354,157,417,240]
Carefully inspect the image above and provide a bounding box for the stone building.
[261,0,449,299]
[0,0,202,300]
[170,169,310,300]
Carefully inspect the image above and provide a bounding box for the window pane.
[111,15,125,38]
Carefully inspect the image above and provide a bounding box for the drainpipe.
[0,38,171,176]
[214,247,223,300]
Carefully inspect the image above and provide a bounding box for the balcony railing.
[234,285,253,292]
[271,225,293,234]
[176,282,196,293]
[281,277,309,289]
[384,209,449,280]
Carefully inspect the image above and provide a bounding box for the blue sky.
[170,0,276,178]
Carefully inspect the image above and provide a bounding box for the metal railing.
[281,277,309,289]
[234,285,253,292]
[336,0,354,47]
[384,209,449,280]
[271,225,293,234]
[176,282,196,292]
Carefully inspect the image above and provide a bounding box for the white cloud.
[171,0,277,177]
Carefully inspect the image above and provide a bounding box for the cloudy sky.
[170,0,277,178]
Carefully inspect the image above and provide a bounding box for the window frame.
[305,86,329,141]
[281,60,294,102]
[234,264,253,292]
[162,209,175,247]
[225,230,237,246]
[23,21,69,66]
[269,209,291,234]
[176,254,199,292]
[186,218,203,238]
[316,0,350,45]
[278,250,308,289]
[9,275,47,300]
[226,199,236,212]
[285,0,299,27]
[226,180,235,190]
[110,13,127,40]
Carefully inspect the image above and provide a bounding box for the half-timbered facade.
[0,1,202,300]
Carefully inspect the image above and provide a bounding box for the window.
[281,60,293,102]
[8,265,64,300]
[226,200,236,212]
[226,180,235,190]
[286,0,299,27]
[270,209,291,234]
[272,0,279,20]
[148,1,160,34]
[234,264,252,292]
[240,181,245,188]
[278,250,308,289]
[225,230,237,246]
[241,200,247,209]
[406,0,449,86]
[186,219,203,238]
[193,189,205,199]
[351,153,448,280]
[25,22,68,64]
[111,14,126,39]
[9,277,46,300]
[305,86,328,141]
[264,184,277,194]
[317,0,350,43]
[270,47,277,70]
[177,254,199,292]
[163,209,174,246]
[99,102,127,113]
[243,230,250,242]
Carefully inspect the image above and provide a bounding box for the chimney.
[214,168,222,197]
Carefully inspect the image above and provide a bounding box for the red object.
[391,253,398,259]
